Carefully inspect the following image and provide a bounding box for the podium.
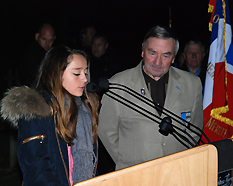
[74,144,218,186]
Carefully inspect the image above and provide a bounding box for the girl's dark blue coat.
[1,87,69,186]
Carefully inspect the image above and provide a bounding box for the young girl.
[1,46,99,185]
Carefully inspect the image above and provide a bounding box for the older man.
[181,40,206,87]
[98,25,203,170]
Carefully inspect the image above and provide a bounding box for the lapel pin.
[141,88,145,95]
[176,86,181,90]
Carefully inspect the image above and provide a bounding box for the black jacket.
[20,41,46,87]
[180,63,207,88]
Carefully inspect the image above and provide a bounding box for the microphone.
[159,117,199,148]
[86,82,98,93]
[88,78,210,148]
[159,117,173,136]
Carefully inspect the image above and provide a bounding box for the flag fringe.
[211,105,233,127]
[208,4,214,13]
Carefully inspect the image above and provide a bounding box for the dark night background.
[0,0,219,72]
[0,0,232,185]
[1,0,233,73]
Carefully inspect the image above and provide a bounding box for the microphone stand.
[159,117,199,148]
[108,82,210,144]
[106,90,199,148]
[96,79,211,148]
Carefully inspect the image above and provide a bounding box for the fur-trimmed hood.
[0,86,51,127]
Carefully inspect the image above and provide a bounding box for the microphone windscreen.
[86,82,98,93]
[99,78,109,90]
[159,117,173,136]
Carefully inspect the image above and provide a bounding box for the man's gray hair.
[142,25,179,56]
[183,40,205,54]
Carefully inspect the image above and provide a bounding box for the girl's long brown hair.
[36,45,99,145]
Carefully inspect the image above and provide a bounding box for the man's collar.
[187,66,201,76]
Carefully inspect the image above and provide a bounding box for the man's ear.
[171,58,175,64]
[182,53,185,59]
[202,53,205,60]
[35,33,39,41]
[141,43,144,57]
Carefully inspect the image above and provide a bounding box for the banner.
[202,0,233,143]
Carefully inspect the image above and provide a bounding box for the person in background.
[90,33,121,175]
[90,33,121,96]
[80,26,96,50]
[181,40,206,87]
[1,46,99,185]
[35,23,57,52]
[68,25,96,56]
[98,25,203,170]
[20,23,57,87]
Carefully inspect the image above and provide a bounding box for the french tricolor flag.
[202,0,233,143]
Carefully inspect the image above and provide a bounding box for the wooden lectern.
[74,144,218,186]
